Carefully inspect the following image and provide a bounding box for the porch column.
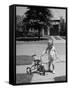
[47,26,50,36]
[42,28,45,37]
[58,24,61,35]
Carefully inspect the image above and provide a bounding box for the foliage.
[23,6,52,38]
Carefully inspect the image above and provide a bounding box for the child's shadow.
[45,70,53,73]
[32,70,52,75]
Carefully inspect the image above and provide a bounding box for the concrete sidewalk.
[16,36,66,83]
[16,61,66,82]
[51,36,65,43]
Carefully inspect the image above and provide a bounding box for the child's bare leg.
[52,63,54,71]
[48,61,51,71]
[52,61,55,74]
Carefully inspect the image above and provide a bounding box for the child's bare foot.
[52,70,55,74]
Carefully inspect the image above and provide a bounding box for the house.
[41,19,61,37]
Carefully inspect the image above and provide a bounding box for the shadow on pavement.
[16,73,33,84]
[16,55,33,65]
[54,75,66,81]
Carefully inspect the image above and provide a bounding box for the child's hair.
[32,54,36,57]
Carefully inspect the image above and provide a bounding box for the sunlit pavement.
[16,36,66,82]
[16,61,66,82]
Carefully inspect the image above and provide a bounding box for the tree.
[16,15,27,37]
[23,6,52,38]
[60,17,66,36]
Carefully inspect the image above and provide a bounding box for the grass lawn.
[16,73,33,84]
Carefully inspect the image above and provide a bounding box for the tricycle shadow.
[16,73,33,84]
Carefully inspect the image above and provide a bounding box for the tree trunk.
[38,29,40,39]
[42,28,45,37]
[47,26,50,36]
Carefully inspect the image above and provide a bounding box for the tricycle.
[26,55,45,75]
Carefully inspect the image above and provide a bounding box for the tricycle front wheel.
[26,67,31,74]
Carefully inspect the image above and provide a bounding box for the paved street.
[16,36,66,83]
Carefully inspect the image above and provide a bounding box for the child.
[41,38,58,74]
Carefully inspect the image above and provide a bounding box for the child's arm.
[45,46,49,53]
[41,50,45,57]
[54,48,58,59]
[41,47,48,56]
